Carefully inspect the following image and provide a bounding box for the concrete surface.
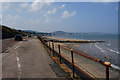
[2,36,62,79]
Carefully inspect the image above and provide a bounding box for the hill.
[22,30,40,34]
[53,31,68,34]
[52,31,69,35]
[52,31,112,36]
[1,25,27,39]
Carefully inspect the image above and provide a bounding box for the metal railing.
[37,36,120,80]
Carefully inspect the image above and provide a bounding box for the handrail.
[59,45,100,63]
[111,64,120,70]
[50,45,95,79]
[37,36,120,80]
[59,45,120,71]
[37,36,95,79]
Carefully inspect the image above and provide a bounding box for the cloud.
[45,17,50,22]
[19,1,53,12]
[43,14,50,23]
[43,8,57,22]
[29,0,52,12]
[2,3,23,12]
[0,14,1,19]
[0,3,1,19]
[2,15,22,28]
[52,8,57,14]
[2,3,12,10]
[60,4,65,8]
[62,10,76,18]
[32,0,55,2]
[46,8,56,15]
[1,0,119,2]
[2,15,41,29]
[2,2,56,24]
[2,2,53,12]
[20,3,28,8]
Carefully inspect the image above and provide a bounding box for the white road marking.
[14,41,22,79]
[15,46,19,50]
[16,52,22,80]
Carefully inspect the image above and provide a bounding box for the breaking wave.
[94,44,105,53]
[107,48,119,54]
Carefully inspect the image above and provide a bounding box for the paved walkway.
[2,37,57,78]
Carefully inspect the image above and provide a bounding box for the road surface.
[2,36,68,79]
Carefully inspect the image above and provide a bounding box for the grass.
[1,25,28,39]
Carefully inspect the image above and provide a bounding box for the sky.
[1,1,118,33]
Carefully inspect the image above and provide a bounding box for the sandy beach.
[52,42,119,78]
[38,36,120,78]
[41,36,105,43]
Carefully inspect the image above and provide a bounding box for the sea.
[53,34,120,66]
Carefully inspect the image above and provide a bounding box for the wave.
[107,44,111,46]
[107,48,119,54]
[94,44,119,54]
[94,44,105,53]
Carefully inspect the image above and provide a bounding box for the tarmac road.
[2,36,58,79]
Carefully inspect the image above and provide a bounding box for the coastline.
[40,36,119,66]
[41,36,105,43]
[46,40,119,78]
[37,36,119,78]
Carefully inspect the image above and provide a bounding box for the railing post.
[49,42,51,52]
[58,45,62,64]
[71,49,75,78]
[106,65,109,80]
[46,42,48,50]
[52,42,55,57]
[103,61,110,80]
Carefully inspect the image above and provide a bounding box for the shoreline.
[63,43,119,66]
[38,36,119,66]
[46,41,119,78]
[38,36,119,78]
[41,36,105,43]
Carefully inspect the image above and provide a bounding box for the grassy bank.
[1,25,28,39]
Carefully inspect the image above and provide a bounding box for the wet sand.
[47,41,119,78]
[38,36,119,78]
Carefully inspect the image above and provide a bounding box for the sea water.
[53,34,119,66]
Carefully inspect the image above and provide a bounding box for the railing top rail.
[38,36,120,80]
[46,42,95,79]
[59,44,120,71]
[59,44,100,61]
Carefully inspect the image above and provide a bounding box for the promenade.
[2,37,68,79]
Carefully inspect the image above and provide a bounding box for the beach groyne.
[40,36,105,43]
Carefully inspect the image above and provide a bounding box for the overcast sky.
[2,1,118,33]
